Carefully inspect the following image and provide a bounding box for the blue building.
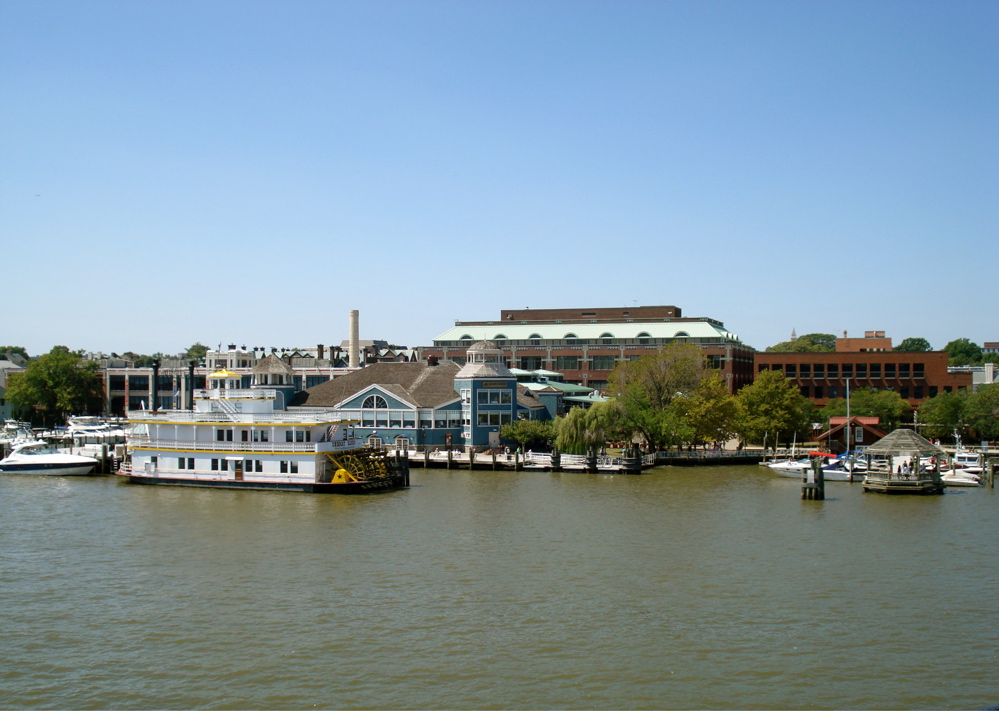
[289,342,548,451]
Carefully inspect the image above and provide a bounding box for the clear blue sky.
[3,0,996,356]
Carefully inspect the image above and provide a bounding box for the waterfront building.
[289,345,551,451]
[755,332,972,408]
[423,305,755,393]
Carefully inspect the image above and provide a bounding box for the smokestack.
[349,310,359,369]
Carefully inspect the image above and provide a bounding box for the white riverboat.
[0,440,98,476]
[117,368,408,493]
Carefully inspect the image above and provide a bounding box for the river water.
[1,466,996,710]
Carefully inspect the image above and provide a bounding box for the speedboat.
[941,470,982,487]
[0,440,97,476]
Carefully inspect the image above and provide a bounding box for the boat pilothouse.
[119,368,407,493]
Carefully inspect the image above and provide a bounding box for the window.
[599,333,614,344]
[785,364,796,377]
[914,386,924,399]
[362,395,388,409]
[296,431,305,442]
[179,457,186,469]
[706,355,722,369]
[556,356,579,370]
[856,363,867,377]
[842,364,853,377]
[758,364,769,372]
[914,363,925,378]
[241,430,249,442]
[637,332,651,345]
[801,364,811,378]
[885,363,896,378]
[286,431,294,442]
[460,389,471,404]
[814,364,825,378]
[900,363,910,378]
[592,355,616,370]
[828,386,838,398]
[929,386,938,398]
[814,386,824,399]
[827,364,838,378]
[800,386,809,397]
[280,461,288,473]
[900,386,909,399]
[217,430,225,442]
[528,334,542,345]
[520,356,543,370]
[478,390,512,404]
[211,459,219,471]
[869,363,881,377]
[367,435,383,448]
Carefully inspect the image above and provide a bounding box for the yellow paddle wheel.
[326,448,394,484]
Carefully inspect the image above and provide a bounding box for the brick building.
[755,332,972,408]
[423,305,756,393]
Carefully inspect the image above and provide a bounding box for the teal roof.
[521,381,593,395]
[435,320,739,343]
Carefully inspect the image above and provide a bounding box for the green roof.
[435,320,739,343]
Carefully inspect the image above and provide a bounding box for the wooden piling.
[801,458,825,500]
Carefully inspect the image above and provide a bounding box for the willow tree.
[605,341,707,451]
[553,401,621,455]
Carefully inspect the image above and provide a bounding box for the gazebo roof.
[864,429,944,457]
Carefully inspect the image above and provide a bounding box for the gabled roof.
[815,417,886,441]
[289,361,461,409]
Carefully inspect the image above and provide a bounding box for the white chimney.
[349,309,359,369]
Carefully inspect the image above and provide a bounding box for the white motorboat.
[769,453,866,481]
[0,440,98,476]
[941,471,982,487]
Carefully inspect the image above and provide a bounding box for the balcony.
[126,437,362,454]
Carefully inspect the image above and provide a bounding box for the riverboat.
[117,369,408,494]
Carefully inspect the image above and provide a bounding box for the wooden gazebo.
[862,429,945,495]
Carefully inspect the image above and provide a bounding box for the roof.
[207,369,241,379]
[252,354,295,375]
[815,418,887,441]
[289,361,462,409]
[434,320,740,343]
[864,429,944,457]
[519,381,593,395]
[828,416,880,425]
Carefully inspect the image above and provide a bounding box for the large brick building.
[423,305,756,393]
[754,332,971,407]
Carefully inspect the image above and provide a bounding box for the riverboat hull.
[117,470,408,494]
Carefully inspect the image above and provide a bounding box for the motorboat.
[941,470,982,487]
[769,452,866,481]
[0,440,98,476]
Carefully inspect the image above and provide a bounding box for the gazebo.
[862,429,945,495]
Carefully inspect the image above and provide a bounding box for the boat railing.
[125,409,354,425]
[125,437,362,454]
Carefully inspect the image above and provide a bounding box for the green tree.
[605,342,707,451]
[5,346,104,427]
[918,390,968,441]
[765,333,836,353]
[0,346,29,361]
[185,342,210,362]
[500,419,554,451]
[822,387,909,431]
[552,402,624,455]
[964,384,999,441]
[944,338,982,366]
[736,369,813,447]
[677,372,742,446]
[895,337,932,352]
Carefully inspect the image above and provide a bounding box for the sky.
[2,0,996,357]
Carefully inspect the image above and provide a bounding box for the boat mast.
[845,378,851,454]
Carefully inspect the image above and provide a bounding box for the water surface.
[1,466,996,709]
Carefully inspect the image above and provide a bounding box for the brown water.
[1,466,996,709]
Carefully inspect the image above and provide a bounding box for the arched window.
[674,331,690,338]
[528,333,542,345]
[493,334,507,342]
[394,435,410,451]
[637,332,651,345]
[600,332,614,344]
[362,395,388,409]
[460,335,473,341]
[564,332,578,345]
[367,435,383,448]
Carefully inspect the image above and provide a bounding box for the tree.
[822,387,909,431]
[605,342,707,451]
[677,372,742,446]
[0,345,29,361]
[735,369,813,447]
[964,384,999,441]
[765,333,836,353]
[4,346,104,427]
[895,337,932,352]
[552,401,626,454]
[918,390,968,441]
[185,342,210,362]
[944,338,982,366]
[500,419,554,451]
